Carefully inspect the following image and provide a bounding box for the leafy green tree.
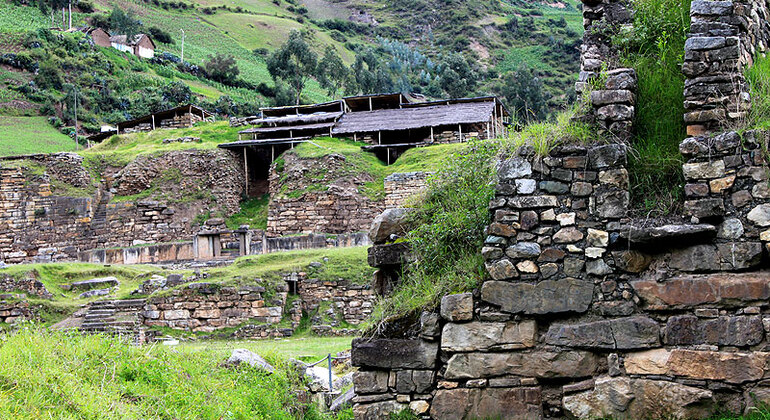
[204,54,240,85]
[267,30,318,105]
[108,7,140,38]
[439,53,477,98]
[316,46,348,99]
[501,64,549,123]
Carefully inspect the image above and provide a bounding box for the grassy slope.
[0,329,344,419]
[0,116,79,156]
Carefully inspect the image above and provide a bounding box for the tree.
[204,54,240,85]
[108,7,140,38]
[316,47,348,99]
[267,30,318,105]
[439,53,477,98]
[501,64,549,123]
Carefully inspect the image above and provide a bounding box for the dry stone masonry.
[683,0,770,135]
[384,172,432,209]
[352,130,770,418]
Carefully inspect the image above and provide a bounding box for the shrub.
[148,26,174,44]
[367,140,499,329]
[204,53,240,85]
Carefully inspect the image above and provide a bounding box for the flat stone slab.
[625,349,769,384]
[444,350,600,380]
[545,316,660,349]
[431,387,542,420]
[352,338,438,369]
[226,349,275,373]
[70,277,119,290]
[632,272,770,310]
[367,243,413,267]
[442,321,537,352]
[563,377,714,420]
[616,224,716,249]
[79,288,111,299]
[481,278,593,314]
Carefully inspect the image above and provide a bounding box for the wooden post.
[354,133,357,142]
[189,105,193,127]
[486,122,491,139]
[239,133,242,141]
[243,148,249,195]
[386,148,390,165]
[430,126,434,143]
[271,145,275,162]
[459,124,463,142]
[369,97,373,111]
[493,104,498,138]
[378,131,381,145]
[151,114,156,130]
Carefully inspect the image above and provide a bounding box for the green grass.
[746,54,770,130]
[0,116,78,156]
[177,336,353,364]
[0,329,344,419]
[616,0,690,215]
[0,263,165,325]
[198,246,375,289]
[226,194,270,230]
[81,121,240,170]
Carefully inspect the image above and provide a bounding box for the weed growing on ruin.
[0,328,345,419]
[746,54,770,130]
[505,109,598,156]
[614,0,691,215]
[367,140,499,329]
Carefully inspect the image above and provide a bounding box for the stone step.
[84,315,115,322]
[86,309,115,315]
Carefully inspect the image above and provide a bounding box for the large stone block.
[440,293,474,322]
[444,351,600,380]
[631,272,770,310]
[545,316,660,349]
[353,370,389,394]
[367,243,412,267]
[563,377,714,420]
[442,320,537,352]
[497,157,532,181]
[368,208,415,243]
[353,400,406,420]
[481,278,593,314]
[664,315,763,346]
[431,387,542,420]
[352,339,439,369]
[625,349,769,383]
[667,245,720,271]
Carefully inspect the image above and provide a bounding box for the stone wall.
[266,152,384,237]
[0,274,52,299]
[683,0,770,135]
[384,172,432,209]
[352,136,770,419]
[141,282,288,333]
[78,242,195,264]
[0,299,34,325]
[0,150,244,264]
[292,272,376,325]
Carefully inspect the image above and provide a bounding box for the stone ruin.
[351,0,770,418]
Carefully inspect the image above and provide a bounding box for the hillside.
[0,0,581,153]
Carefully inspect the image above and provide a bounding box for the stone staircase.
[79,299,151,343]
[90,188,111,232]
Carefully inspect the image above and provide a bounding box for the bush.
[148,26,174,44]
[367,140,499,329]
[78,1,94,13]
[204,53,240,85]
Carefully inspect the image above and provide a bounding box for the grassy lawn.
[0,116,79,156]
[0,329,345,419]
[177,336,354,364]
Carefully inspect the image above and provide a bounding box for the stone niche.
[351,134,770,419]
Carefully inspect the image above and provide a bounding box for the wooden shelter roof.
[332,100,496,134]
[218,136,312,148]
[245,111,343,127]
[238,122,336,134]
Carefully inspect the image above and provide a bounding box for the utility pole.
[68,0,71,30]
[180,29,185,62]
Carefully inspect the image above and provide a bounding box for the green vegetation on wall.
[613,0,692,214]
[746,54,770,130]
